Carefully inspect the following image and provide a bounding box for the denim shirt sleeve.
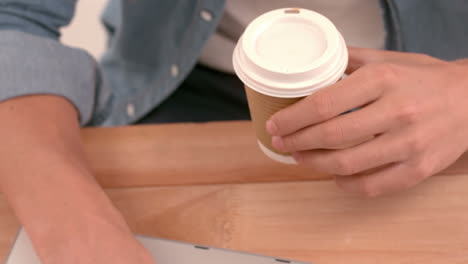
[0,0,98,124]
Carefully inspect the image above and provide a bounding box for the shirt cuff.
[0,30,98,125]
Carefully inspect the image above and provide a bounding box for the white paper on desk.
[5,229,313,264]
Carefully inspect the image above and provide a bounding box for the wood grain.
[81,122,329,188]
[2,175,468,263]
[82,121,468,188]
[2,121,468,263]
[105,176,468,264]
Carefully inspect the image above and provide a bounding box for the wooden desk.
[1,121,468,263]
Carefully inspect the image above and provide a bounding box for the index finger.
[267,68,384,137]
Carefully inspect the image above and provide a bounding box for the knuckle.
[406,136,427,154]
[368,63,399,85]
[395,105,420,125]
[308,92,334,120]
[320,122,345,147]
[283,133,300,151]
[332,155,356,176]
[300,152,319,168]
[411,160,433,182]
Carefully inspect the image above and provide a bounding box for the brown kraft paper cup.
[245,86,302,157]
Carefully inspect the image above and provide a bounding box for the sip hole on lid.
[284,8,301,14]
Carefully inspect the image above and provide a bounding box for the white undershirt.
[199,0,386,73]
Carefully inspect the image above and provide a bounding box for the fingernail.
[266,119,278,135]
[292,152,303,163]
[272,136,284,151]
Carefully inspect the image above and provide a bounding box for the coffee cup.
[233,8,348,164]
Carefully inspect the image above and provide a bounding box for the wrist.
[36,208,134,263]
[20,165,132,263]
[1,152,131,259]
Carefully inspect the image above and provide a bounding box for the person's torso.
[91,0,468,126]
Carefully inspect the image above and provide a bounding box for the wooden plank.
[2,175,468,263]
[107,176,468,263]
[81,122,329,188]
[82,121,468,188]
[2,121,468,263]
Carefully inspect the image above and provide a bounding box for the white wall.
[61,0,108,59]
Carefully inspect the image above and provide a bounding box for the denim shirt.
[0,0,467,126]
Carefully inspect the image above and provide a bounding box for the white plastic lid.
[233,8,348,98]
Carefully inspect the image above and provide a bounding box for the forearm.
[0,95,131,262]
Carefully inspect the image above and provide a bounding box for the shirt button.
[171,64,179,78]
[126,103,136,117]
[200,9,213,22]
